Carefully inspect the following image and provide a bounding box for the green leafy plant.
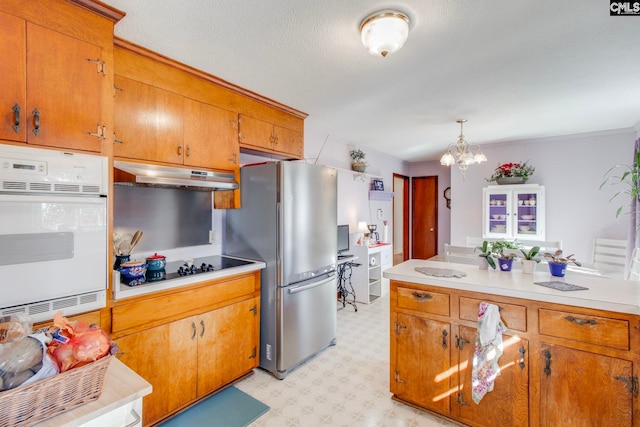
[350,148,366,163]
[600,151,640,220]
[543,250,581,266]
[475,240,496,269]
[486,161,535,183]
[520,246,541,262]
[491,239,520,259]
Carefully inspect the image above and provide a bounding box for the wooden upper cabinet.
[239,114,303,159]
[0,11,26,142]
[113,75,184,164]
[183,98,239,171]
[0,15,105,152]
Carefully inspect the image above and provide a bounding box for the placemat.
[415,267,467,278]
[534,281,589,291]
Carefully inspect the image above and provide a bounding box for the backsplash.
[114,186,214,254]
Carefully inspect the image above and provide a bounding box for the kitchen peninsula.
[384,260,640,427]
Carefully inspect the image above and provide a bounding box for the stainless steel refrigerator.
[225,161,338,379]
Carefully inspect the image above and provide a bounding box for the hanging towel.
[472,302,506,404]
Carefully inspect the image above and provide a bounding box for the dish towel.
[472,302,506,404]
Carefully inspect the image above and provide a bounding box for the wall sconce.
[360,10,410,58]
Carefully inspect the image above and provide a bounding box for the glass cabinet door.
[484,189,511,239]
[513,187,545,240]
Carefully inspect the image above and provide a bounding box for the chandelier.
[360,10,410,58]
[439,119,487,179]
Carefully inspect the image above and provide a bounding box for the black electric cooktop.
[161,255,254,281]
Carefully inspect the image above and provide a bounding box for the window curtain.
[627,137,640,266]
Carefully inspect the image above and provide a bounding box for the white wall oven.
[0,145,108,322]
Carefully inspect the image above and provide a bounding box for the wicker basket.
[0,353,112,427]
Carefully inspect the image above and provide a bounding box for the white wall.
[449,129,635,264]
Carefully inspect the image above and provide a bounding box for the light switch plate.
[377,209,383,219]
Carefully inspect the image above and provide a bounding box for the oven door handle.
[288,275,335,294]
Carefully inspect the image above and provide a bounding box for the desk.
[337,256,359,311]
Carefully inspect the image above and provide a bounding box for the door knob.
[429,228,434,232]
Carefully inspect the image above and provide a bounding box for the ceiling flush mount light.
[360,10,410,58]
[440,119,487,180]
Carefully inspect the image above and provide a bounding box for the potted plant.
[486,161,535,185]
[491,239,520,271]
[475,240,496,270]
[600,150,640,221]
[543,250,581,277]
[350,149,367,172]
[519,246,541,274]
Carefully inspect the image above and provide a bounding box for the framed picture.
[372,179,384,191]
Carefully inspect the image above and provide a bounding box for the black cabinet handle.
[200,319,205,338]
[442,329,448,349]
[565,315,597,326]
[32,108,40,135]
[519,346,526,369]
[12,104,20,132]
[191,321,196,340]
[412,291,432,300]
[544,350,551,376]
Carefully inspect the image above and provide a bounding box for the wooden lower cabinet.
[455,326,529,427]
[393,313,451,415]
[115,296,259,426]
[539,343,633,427]
[390,280,640,427]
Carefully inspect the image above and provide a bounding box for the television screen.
[337,225,349,254]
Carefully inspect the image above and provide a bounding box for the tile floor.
[235,294,459,427]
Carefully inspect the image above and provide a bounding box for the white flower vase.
[522,259,536,274]
[478,257,489,270]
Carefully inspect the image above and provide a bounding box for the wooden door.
[26,22,103,152]
[411,176,438,259]
[539,343,633,427]
[115,317,197,426]
[274,125,303,159]
[113,75,184,164]
[196,298,259,396]
[183,98,239,171]
[394,313,451,415]
[238,114,273,150]
[0,11,26,142]
[455,326,529,426]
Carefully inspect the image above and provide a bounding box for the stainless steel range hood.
[114,161,238,191]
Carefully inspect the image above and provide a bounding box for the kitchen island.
[383,259,640,427]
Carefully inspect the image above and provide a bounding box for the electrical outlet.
[377,209,383,219]
[209,230,215,243]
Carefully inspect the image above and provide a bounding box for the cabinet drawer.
[539,309,629,350]
[459,297,527,332]
[112,275,256,333]
[397,287,449,316]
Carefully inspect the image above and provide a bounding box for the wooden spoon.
[128,230,143,254]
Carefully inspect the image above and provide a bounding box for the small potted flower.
[492,240,520,272]
[486,161,535,185]
[475,241,496,270]
[519,246,541,274]
[543,250,581,277]
[350,149,367,172]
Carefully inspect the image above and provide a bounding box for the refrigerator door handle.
[288,276,335,294]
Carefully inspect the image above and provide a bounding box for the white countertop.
[113,257,265,300]
[383,259,640,315]
[36,358,151,427]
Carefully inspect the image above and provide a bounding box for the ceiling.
[104,0,640,162]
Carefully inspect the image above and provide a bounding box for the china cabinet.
[483,184,545,241]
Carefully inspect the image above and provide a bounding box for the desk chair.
[444,244,478,265]
[626,247,640,281]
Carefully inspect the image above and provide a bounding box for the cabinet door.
[273,125,303,159]
[238,114,273,150]
[539,343,633,427]
[454,326,529,427]
[26,23,103,152]
[0,11,26,142]
[115,317,197,426]
[113,75,184,164]
[196,298,259,396]
[393,313,451,415]
[513,187,545,240]
[183,98,239,171]
[483,188,511,238]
